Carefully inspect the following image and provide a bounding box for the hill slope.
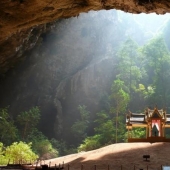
[44,142,170,170]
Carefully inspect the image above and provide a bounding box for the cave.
[1,0,170,78]
[1,0,170,152]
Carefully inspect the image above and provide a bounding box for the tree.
[94,110,115,145]
[78,110,115,151]
[0,107,18,145]
[78,110,127,151]
[78,135,101,152]
[114,116,126,143]
[116,38,143,101]
[71,105,90,144]
[110,78,130,143]
[95,120,115,144]
[27,129,58,159]
[141,35,170,107]
[34,139,58,159]
[17,107,40,140]
[50,138,67,156]
[132,128,145,138]
[77,79,129,151]
[115,38,147,110]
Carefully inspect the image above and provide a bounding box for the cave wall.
[1,0,170,76]
[1,0,170,42]
[0,12,119,140]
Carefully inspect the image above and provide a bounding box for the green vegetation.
[71,105,90,143]
[141,35,170,106]
[110,78,130,143]
[27,129,58,159]
[130,128,146,138]
[78,135,101,152]
[17,106,40,141]
[5,142,38,163]
[0,107,18,145]
[0,107,59,163]
[76,33,170,152]
[0,142,38,165]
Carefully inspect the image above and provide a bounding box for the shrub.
[5,141,38,163]
[0,142,7,165]
[34,139,58,159]
[78,135,101,152]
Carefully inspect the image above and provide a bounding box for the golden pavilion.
[126,107,170,143]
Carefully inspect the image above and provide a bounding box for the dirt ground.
[42,142,170,170]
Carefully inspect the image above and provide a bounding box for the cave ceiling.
[0,0,170,75]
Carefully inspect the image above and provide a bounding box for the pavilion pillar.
[164,126,165,137]
[130,129,132,138]
[159,123,162,137]
[162,124,165,137]
[146,126,148,138]
[149,123,152,137]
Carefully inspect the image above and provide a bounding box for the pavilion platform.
[128,137,170,143]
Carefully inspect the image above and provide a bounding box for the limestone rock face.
[0,13,118,139]
[0,25,46,75]
[0,0,170,40]
[1,0,170,41]
[0,0,170,41]
[0,37,115,140]
[0,0,170,75]
[54,57,115,140]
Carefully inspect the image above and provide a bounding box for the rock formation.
[1,0,170,41]
[0,12,118,139]
[1,0,170,75]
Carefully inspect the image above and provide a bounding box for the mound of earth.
[44,142,170,170]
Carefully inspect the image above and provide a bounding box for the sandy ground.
[41,142,170,170]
